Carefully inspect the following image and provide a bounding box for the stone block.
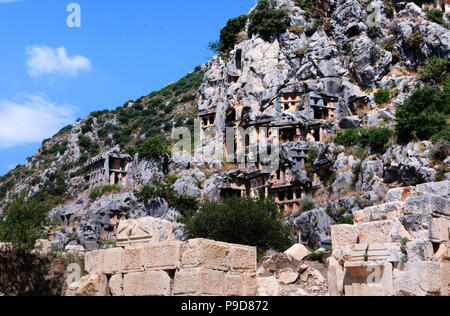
[102,247,123,275]
[284,244,310,262]
[145,241,182,270]
[354,202,405,224]
[181,239,230,271]
[405,195,450,217]
[393,261,442,296]
[123,271,171,296]
[243,273,257,296]
[77,274,109,296]
[328,257,345,296]
[172,268,225,296]
[85,250,104,275]
[344,261,393,296]
[122,245,147,273]
[368,243,401,263]
[429,218,449,243]
[229,244,257,272]
[406,240,435,262]
[225,273,244,296]
[109,274,123,296]
[331,224,359,250]
[358,219,410,244]
[416,181,449,199]
[345,243,368,262]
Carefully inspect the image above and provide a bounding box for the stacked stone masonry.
[328,181,450,296]
[78,237,257,296]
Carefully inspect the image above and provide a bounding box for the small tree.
[248,0,290,41]
[0,195,50,251]
[183,196,294,252]
[138,136,169,159]
[420,56,450,84]
[396,84,449,143]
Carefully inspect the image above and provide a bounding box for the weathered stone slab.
[109,274,123,296]
[77,274,109,296]
[117,217,174,247]
[85,250,104,275]
[405,195,450,217]
[229,244,257,272]
[225,273,244,296]
[429,218,449,243]
[368,243,401,263]
[358,219,410,244]
[123,271,171,296]
[406,240,435,262]
[416,181,449,199]
[172,268,225,296]
[344,261,393,296]
[345,243,368,262]
[122,245,147,273]
[181,239,230,271]
[393,261,442,296]
[102,247,123,275]
[145,241,182,271]
[284,244,310,262]
[243,273,257,296]
[353,202,405,224]
[331,224,359,250]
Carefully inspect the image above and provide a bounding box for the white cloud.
[0,93,77,148]
[0,0,22,3]
[26,45,92,77]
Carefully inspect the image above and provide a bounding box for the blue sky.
[0,0,256,175]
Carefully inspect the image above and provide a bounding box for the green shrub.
[407,31,424,49]
[420,56,450,83]
[359,127,394,153]
[0,194,50,251]
[374,88,391,105]
[217,14,248,53]
[336,128,394,153]
[337,215,354,225]
[183,196,293,252]
[248,0,290,41]
[426,9,445,26]
[335,129,360,147]
[299,196,315,212]
[136,181,198,218]
[308,250,327,262]
[138,137,169,159]
[295,0,314,10]
[396,84,450,143]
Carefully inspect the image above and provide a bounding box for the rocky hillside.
[0,0,449,251]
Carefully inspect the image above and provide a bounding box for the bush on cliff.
[183,196,294,252]
[396,82,450,143]
[248,0,290,41]
[137,136,170,159]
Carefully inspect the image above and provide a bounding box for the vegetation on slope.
[0,66,205,210]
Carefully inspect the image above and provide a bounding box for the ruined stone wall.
[73,238,257,296]
[328,181,450,296]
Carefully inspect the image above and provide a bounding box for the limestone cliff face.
[198,0,449,132]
